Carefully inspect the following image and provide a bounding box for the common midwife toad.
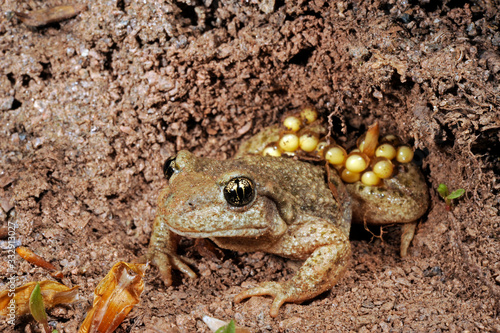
[147,125,429,317]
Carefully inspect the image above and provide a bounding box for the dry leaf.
[362,121,380,157]
[16,246,64,279]
[15,4,87,27]
[78,262,147,333]
[0,281,79,316]
[16,246,57,271]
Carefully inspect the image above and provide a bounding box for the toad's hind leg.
[400,221,417,257]
[234,222,351,317]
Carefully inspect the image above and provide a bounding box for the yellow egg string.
[262,107,415,186]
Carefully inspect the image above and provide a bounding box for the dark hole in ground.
[40,62,52,81]
[391,71,415,91]
[417,0,443,13]
[6,73,15,85]
[446,0,469,10]
[433,119,456,150]
[350,223,401,245]
[116,0,125,11]
[11,99,22,110]
[289,47,315,66]
[471,129,500,175]
[177,2,198,26]
[21,74,31,87]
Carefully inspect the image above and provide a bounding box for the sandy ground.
[0,0,499,332]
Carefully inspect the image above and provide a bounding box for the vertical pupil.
[237,179,244,201]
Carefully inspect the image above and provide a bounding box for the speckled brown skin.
[147,150,352,317]
[346,163,429,225]
[346,162,430,256]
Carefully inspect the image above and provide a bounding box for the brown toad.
[147,127,429,317]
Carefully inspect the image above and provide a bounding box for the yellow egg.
[375,143,397,160]
[325,145,347,165]
[361,171,381,186]
[396,145,414,163]
[341,169,361,183]
[300,106,318,124]
[372,158,394,179]
[262,145,282,157]
[278,133,300,152]
[381,134,401,146]
[283,116,302,132]
[345,153,369,173]
[315,140,328,157]
[299,133,319,152]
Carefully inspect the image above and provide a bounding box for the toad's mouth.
[163,194,287,240]
[167,225,270,238]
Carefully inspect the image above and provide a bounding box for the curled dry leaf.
[15,4,87,27]
[0,281,79,316]
[362,121,380,158]
[78,262,147,333]
[16,246,64,279]
[16,246,57,270]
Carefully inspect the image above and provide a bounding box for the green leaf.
[447,188,465,200]
[437,184,449,199]
[29,283,48,324]
[215,319,236,333]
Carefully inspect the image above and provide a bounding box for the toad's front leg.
[234,221,351,317]
[147,214,197,285]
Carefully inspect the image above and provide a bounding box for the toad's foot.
[146,247,197,286]
[234,281,301,318]
[147,217,197,285]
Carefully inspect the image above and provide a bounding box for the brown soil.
[1,0,499,332]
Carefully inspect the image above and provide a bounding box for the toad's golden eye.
[224,177,255,207]
[163,156,178,180]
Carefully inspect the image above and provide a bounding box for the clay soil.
[1,0,499,332]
